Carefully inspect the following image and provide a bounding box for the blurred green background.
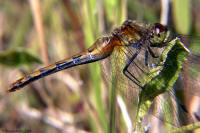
[0,0,200,133]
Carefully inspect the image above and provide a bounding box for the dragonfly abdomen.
[8,35,119,92]
[8,49,107,92]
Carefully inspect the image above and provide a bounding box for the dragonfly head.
[149,23,175,47]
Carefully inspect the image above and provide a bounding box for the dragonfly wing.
[101,46,139,104]
[178,54,200,121]
[101,37,200,132]
[100,43,168,122]
[140,53,200,133]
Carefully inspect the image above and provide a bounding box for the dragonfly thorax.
[112,20,150,46]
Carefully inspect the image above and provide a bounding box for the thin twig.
[62,0,86,51]
[97,0,105,34]
[117,95,132,133]
[29,0,49,65]
[29,0,55,110]
[160,0,170,25]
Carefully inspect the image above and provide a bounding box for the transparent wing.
[100,42,169,127]
[142,89,195,133]
[101,39,200,132]
[140,53,200,133]
[101,43,165,103]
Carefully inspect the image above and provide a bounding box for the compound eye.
[153,23,167,35]
[150,23,171,45]
[155,27,161,37]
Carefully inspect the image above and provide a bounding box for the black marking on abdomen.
[40,69,50,76]
[25,76,34,81]
[9,52,105,92]
[10,68,57,91]
[73,55,82,64]
[56,61,74,70]
[9,82,24,92]
[9,76,37,92]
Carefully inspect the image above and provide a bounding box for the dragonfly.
[7,20,198,132]
[8,20,173,92]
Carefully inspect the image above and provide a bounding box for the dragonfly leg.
[194,112,200,121]
[145,50,148,66]
[148,46,159,58]
[146,46,165,67]
[122,48,143,89]
[145,49,159,67]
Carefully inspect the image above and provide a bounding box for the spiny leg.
[122,47,143,88]
[119,45,144,73]
[145,50,149,66]
[148,46,159,58]
[145,46,163,67]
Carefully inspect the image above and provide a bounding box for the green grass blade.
[104,0,127,132]
[172,0,191,34]
[82,1,108,133]
[9,6,32,49]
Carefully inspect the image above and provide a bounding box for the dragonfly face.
[149,23,174,47]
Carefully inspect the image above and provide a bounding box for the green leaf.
[134,38,190,132]
[0,49,42,67]
[141,39,190,103]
